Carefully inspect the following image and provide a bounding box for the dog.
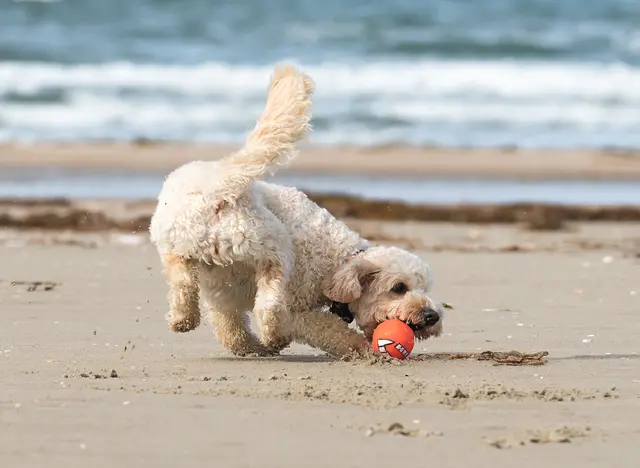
[149,64,446,359]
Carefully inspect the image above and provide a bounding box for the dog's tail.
[217,64,314,202]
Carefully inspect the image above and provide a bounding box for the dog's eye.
[391,282,408,294]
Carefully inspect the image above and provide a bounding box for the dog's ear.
[323,259,379,303]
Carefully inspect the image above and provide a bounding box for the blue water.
[1,168,639,206]
[1,0,639,148]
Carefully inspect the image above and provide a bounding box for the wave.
[2,60,640,99]
[1,60,640,147]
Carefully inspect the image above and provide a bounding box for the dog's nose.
[421,307,440,327]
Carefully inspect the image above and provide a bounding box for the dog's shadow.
[209,354,336,364]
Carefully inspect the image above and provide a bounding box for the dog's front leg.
[253,257,294,353]
[161,254,201,332]
[293,309,372,359]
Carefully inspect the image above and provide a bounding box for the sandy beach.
[1,140,639,468]
[1,209,639,467]
[4,1,640,466]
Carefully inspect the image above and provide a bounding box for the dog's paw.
[323,335,373,361]
[168,314,201,333]
[260,335,292,354]
[342,335,374,360]
[258,326,293,353]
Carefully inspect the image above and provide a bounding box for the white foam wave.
[2,60,640,100]
[1,60,640,147]
[376,100,640,128]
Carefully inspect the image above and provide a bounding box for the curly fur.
[149,64,446,359]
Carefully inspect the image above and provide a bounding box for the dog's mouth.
[404,320,431,332]
[407,302,452,336]
[402,306,440,331]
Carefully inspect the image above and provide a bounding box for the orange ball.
[372,319,415,359]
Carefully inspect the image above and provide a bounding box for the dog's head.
[323,246,446,341]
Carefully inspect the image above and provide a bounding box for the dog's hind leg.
[161,254,201,332]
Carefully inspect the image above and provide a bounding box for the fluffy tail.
[217,64,315,201]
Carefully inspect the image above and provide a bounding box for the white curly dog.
[149,64,446,359]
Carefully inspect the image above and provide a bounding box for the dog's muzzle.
[406,307,440,331]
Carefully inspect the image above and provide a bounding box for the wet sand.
[2,142,640,180]
[1,221,639,467]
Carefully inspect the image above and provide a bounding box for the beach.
[3,1,640,465]
[1,166,639,466]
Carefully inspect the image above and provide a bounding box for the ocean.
[1,0,640,149]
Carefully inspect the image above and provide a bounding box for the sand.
[2,142,640,179]
[1,221,639,468]
[1,142,639,466]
